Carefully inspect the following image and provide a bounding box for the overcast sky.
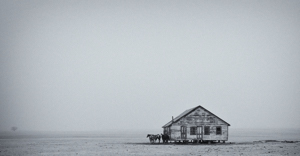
[1,0,300,131]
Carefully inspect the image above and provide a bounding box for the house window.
[190,127,197,135]
[204,126,210,135]
[164,127,170,135]
[216,126,222,135]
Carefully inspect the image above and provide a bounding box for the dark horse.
[147,134,161,143]
[161,133,170,143]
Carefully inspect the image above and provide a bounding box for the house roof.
[162,105,230,128]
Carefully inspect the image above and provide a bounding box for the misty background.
[0,0,300,132]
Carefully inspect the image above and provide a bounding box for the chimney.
[172,116,174,123]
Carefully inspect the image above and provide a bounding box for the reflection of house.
[162,105,230,143]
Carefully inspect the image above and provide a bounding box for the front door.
[180,126,187,140]
[196,126,202,139]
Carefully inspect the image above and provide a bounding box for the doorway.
[180,126,187,140]
[196,126,202,140]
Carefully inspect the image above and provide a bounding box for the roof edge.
[162,105,230,127]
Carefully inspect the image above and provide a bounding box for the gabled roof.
[162,105,230,128]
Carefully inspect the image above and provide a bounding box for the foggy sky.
[1,0,300,131]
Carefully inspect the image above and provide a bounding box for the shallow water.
[1,129,300,156]
[1,128,299,143]
[228,128,300,142]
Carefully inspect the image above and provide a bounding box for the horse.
[146,134,161,143]
[161,133,170,143]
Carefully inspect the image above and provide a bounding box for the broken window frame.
[204,126,210,135]
[216,126,222,135]
[190,127,197,135]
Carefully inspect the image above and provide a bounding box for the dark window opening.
[190,127,196,135]
[204,126,210,135]
[164,128,167,135]
[216,126,222,135]
[164,127,171,135]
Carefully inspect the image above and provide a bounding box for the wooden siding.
[169,107,228,141]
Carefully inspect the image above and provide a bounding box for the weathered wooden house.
[162,105,230,143]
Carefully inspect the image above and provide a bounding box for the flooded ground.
[0,128,299,155]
